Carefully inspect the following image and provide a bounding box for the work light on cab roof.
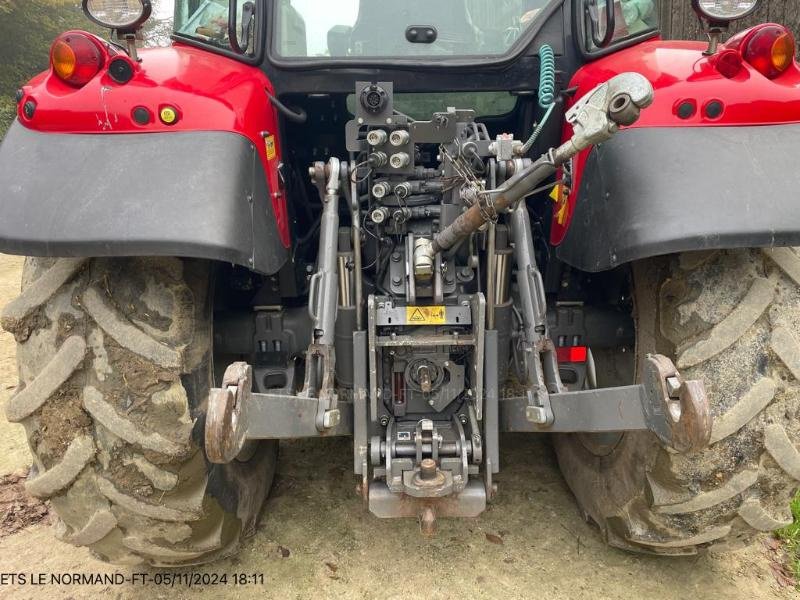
[82,0,152,31]
[694,0,759,21]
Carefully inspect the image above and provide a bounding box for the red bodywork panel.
[551,29,800,246]
[17,35,290,248]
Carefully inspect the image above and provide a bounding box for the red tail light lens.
[744,25,796,79]
[713,49,743,79]
[50,32,104,87]
[556,346,588,364]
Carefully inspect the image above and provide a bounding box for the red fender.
[17,34,290,248]
[551,27,800,246]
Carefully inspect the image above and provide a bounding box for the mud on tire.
[554,248,800,554]
[1,257,277,566]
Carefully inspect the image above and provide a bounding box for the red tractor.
[1,0,799,566]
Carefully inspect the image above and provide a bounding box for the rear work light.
[50,32,104,87]
[744,25,796,79]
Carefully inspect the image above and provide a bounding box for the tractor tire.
[1,257,277,566]
[554,248,800,554]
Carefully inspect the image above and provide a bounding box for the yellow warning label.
[265,135,277,160]
[549,183,562,203]
[406,306,446,325]
[551,183,570,226]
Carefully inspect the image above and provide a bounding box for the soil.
[0,469,49,538]
[0,253,795,599]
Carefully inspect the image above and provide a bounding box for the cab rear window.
[275,0,552,59]
[347,92,518,120]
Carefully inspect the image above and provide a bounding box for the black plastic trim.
[0,122,287,274]
[556,124,800,272]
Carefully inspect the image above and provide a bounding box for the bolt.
[323,409,341,429]
[459,414,467,424]
[379,416,389,427]
[526,405,548,424]
[420,458,437,480]
[392,276,401,285]
[428,399,435,406]
[391,252,402,262]
[665,376,681,398]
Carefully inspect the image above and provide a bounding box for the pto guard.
[0,123,287,274]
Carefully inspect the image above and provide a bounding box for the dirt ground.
[0,253,793,600]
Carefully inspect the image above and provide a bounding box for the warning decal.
[406,306,446,325]
[265,135,277,160]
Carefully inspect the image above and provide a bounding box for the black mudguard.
[0,122,287,274]
[556,124,800,272]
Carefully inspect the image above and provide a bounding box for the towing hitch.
[205,361,353,464]
[500,353,712,454]
[206,352,711,466]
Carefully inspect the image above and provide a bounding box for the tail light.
[50,32,104,87]
[743,25,796,79]
[556,346,588,364]
[713,48,744,78]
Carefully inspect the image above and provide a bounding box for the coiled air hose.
[520,43,556,155]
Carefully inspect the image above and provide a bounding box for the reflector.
[556,346,588,364]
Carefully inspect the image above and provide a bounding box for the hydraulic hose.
[432,156,558,253]
[520,44,556,155]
